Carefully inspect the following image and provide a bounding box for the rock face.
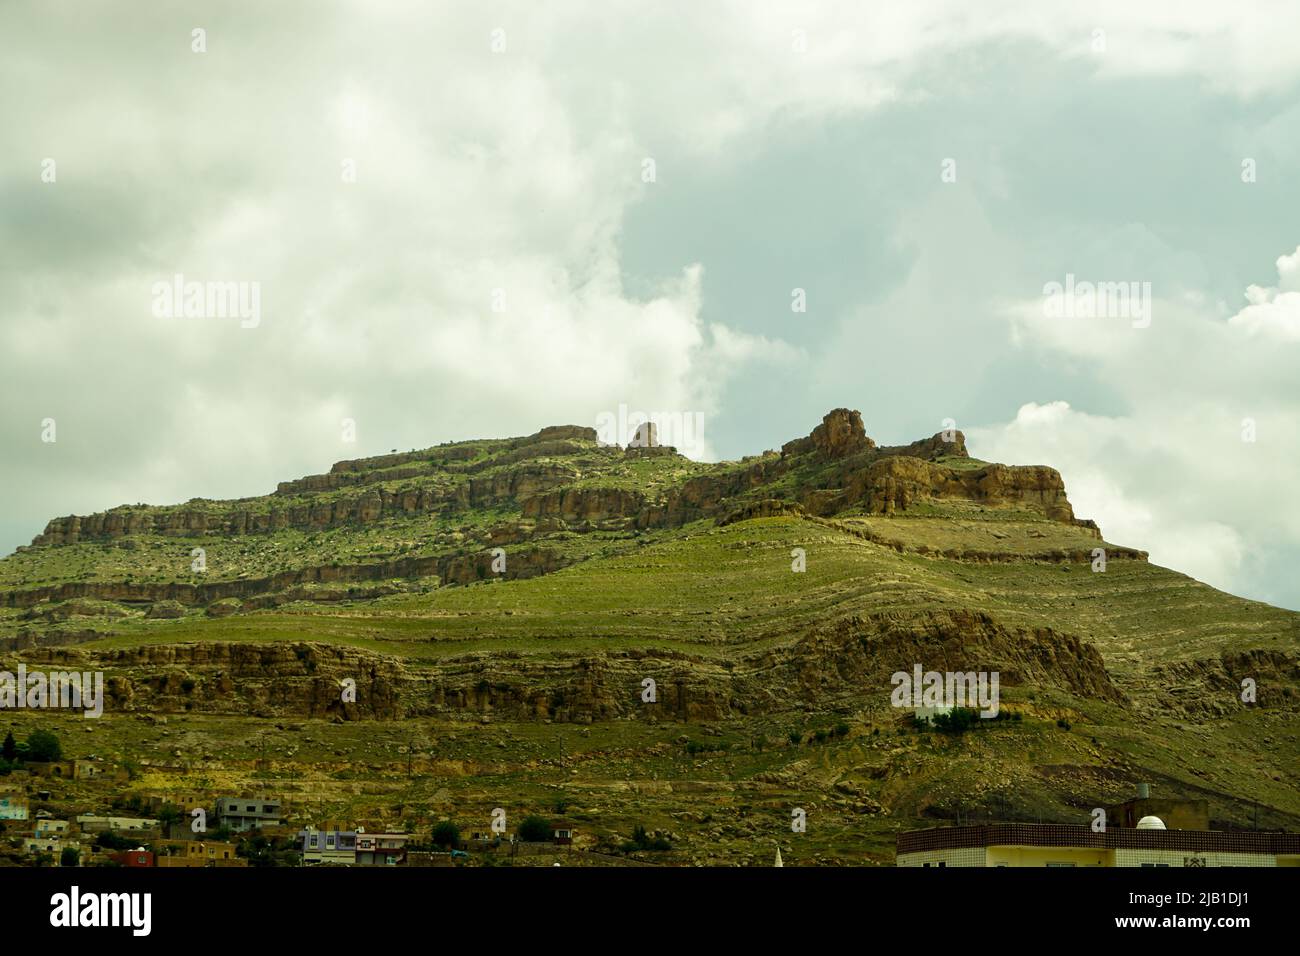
[810,408,874,459]
[840,458,1075,522]
[146,600,186,620]
[521,487,646,523]
[1,547,567,610]
[12,607,1131,722]
[878,430,968,459]
[25,408,1081,551]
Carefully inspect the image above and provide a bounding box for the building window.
[1046,862,1076,867]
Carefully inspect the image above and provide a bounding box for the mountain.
[2,408,1296,864]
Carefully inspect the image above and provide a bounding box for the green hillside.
[1,409,1296,865]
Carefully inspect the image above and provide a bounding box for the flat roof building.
[354,830,410,866]
[215,796,282,833]
[299,827,358,865]
[897,823,1300,867]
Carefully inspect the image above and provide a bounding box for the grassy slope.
[4,429,1298,863]
[72,514,1297,676]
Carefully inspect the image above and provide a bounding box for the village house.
[354,829,410,866]
[34,818,72,836]
[75,813,159,833]
[215,796,282,832]
[27,760,77,779]
[0,792,28,821]
[154,840,246,867]
[141,792,208,814]
[298,827,358,865]
[109,847,155,867]
[22,836,79,863]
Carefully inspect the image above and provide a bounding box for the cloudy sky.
[2,1,1298,609]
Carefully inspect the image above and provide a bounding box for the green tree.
[431,820,460,848]
[60,847,80,867]
[516,815,552,843]
[157,804,182,837]
[25,729,61,762]
[1,731,15,761]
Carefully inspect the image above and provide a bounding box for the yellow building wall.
[986,846,1110,867]
[899,842,1290,867]
[896,847,986,867]
[1113,849,1275,867]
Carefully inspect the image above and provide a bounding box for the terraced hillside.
[1,409,1296,865]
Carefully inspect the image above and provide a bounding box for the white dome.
[1136,815,1167,830]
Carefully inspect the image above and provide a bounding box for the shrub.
[833,723,850,738]
[787,731,803,746]
[629,824,671,852]
[516,815,552,843]
[61,848,80,867]
[932,708,980,736]
[94,831,134,851]
[25,729,61,762]
[432,821,460,848]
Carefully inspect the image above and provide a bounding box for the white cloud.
[977,245,1300,604]
[1229,245,1300,340]
[3,0,1300,604]
[970,401,1249,589]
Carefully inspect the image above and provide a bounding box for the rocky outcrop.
[1146,649,1300,717]
[845,457,1075,521]
[783,408,875,459]
[0,547,566,609]
[145,600,186,620]
[878,430,968,460]
[31,462,578,546]
[717,499,805,526]
[6,606,1130,722]
[521,487,645,523]
[25,409,1086,551]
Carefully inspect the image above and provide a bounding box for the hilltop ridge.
[1,407,1297,862]
[21,408,1086,549]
